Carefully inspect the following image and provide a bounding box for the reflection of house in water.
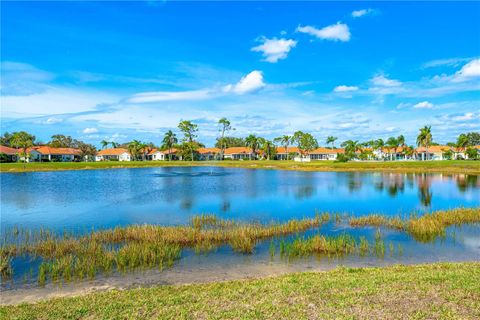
[455,174,479,192]
[346,172,363,192]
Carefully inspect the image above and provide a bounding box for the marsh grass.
[349,207,480,242]
[1,214,331,285]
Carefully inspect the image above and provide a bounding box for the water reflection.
[1,168,478,230]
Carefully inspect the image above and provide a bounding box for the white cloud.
[334,85,359,92]
[251,37,297,63]
[45,117,64,124]
[351,9,375,18]
[127,71,266,103]
[422,57,474,69]
[83,127,99,134]
[296,23,351,42]
[223,70,265,94]
[453,59,480,81]
[413,101,434,109]
[451,112,476,121]
[127,90,212,103]
[371,74,402,87]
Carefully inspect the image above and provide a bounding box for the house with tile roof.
[223,147,255,160]
[197,147,220,160]
[96,148,131,161]
[309,147,345,161]
[275,146,300,160]
[0,145,19,162]
[29,146,81,162]
[146,148,180,161]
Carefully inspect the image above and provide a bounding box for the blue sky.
[1,1,479,147]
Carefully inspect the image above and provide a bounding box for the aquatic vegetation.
[349,207,480,242]
[0,254,13,280]
[280,234,358,258]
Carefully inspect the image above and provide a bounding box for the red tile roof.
[198,147,220,154]
[0,145,19,155]
[310,147,345,154]
[275,146,300,154]
[224,147,252,155]
[33,146,81,155]
[97,148,129,156]
[415,146,450,153]
[147,148,179,155]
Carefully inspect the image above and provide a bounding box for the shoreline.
[1,160,480,174]
[1,259,477,306]
[1,262,479,319]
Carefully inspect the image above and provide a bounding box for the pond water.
[1,167,479,231]
[1,167,479,291]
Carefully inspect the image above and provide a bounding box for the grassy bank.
[1,262,479,319]
[2,208,478,286]
[1,159,479,174]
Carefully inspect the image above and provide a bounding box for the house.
[96,148,131,161]
[146,148,180,161]
[0,145,19,162]
[377,146,411,161]
[309,148,345,161]
[29,146,81,162]
[198,147,220,160]
[275,146,300,160]
[223,147,254,160]
[415,146,451,161]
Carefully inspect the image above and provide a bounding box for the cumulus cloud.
[453,58,480,81]
[296,23,351,42]
[334,85,359,92]
[370,74,402,87]
[413,101,434,109]
[251,37,297,63]
[83,127,99,134]
[223,70,266,94]
[127,71,266,103]
[351,9,375,18]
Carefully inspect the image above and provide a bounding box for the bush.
[335,153,349,163]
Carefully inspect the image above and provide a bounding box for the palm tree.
[261,139,275,160]
[10,131,35,169]
[101,140,110,149]
[128,140,145,161]
[417,126,433,161]
[245,134,259,160]
[386,137,399,161]
[397,135,406,160]
[162,130,178,161]
[273,135,292,160]
[218,118,233,160]
[341,140,361,160]
[326,136,338,149]
[111,142,119,148]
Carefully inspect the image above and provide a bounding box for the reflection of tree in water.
[295,186,315,199]
[416,174,433,207]
[221,201,231,212]
[387,174,405,197]
[455,174,479,193]
[346,172,362,192]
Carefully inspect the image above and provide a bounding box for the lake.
[1,167,479,291]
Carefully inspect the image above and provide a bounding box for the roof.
[33,146,81,155]
[0,145,19,155]
[416,145,451,153]
[147,148,178,155]
[224,147,252,155]
[275,146,300,154]
[198,147,220,154]
[310,147,345,154]
[97,148,129,156]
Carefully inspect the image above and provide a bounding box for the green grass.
[349,207,480,242]
[0,214,331,285]
[1,262,479,319]
[1,159,479,174]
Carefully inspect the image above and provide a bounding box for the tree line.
[1,120,479,162]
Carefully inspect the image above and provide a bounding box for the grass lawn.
[1,160,479,174]
[1,262,479,319]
